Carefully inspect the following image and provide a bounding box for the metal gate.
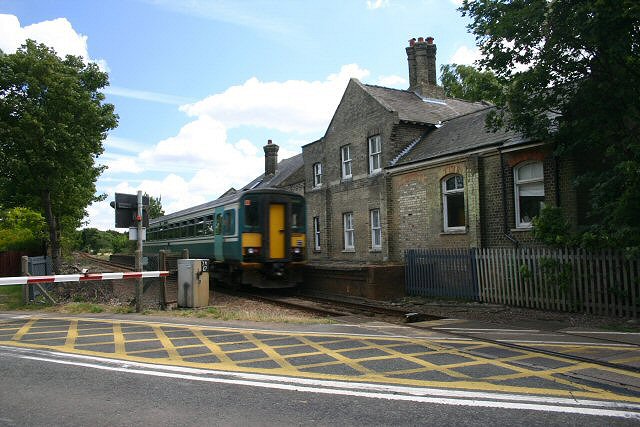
[405,248,479,300]
[28,256,53,300]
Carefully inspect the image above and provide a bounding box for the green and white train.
[144,188,306,288]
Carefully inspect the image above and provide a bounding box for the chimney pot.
[409,38,416,47]
[418,37,424,43]
[426,36,434,44]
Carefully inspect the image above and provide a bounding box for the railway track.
[77,252,135,272]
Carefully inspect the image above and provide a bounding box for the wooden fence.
[406,247,640,318]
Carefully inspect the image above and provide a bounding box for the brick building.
[298,37,578,298]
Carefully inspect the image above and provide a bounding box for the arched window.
[442,174,465,231]
[514,161,544,228]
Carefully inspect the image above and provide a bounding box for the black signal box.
[110,193,149,228]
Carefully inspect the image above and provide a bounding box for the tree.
[0,41,118,271]
[440,63,503,104]
[145,194,165,219]
[0,207,47,252]
[460,0,640,249]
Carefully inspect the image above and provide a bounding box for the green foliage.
[0,40,118,271]
[440,63,504,104]
[145,194,165,219]
[73,228,134,254]
[460,0,640,250]
[0,207,46,251]
[531,205,573,248]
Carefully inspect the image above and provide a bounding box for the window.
[244,199,259,227]
[214,213,223,235]
[368,135,381,174]
[313,162,322,187]
[223,209,236,235]
[442,175,466,231]
[343,212,354,250]
[341,145,352,179]
[514,161,544,228]
[313,216,321,251]
[291,201,304,231]
[370,209,381,249]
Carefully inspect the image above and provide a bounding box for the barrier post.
[21,256,29,304]
[135,190,143,313]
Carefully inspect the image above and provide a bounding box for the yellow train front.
[145,188,306,288]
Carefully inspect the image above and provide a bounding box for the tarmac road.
[0,312,639,425]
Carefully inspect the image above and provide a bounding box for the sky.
[0,0,481,231]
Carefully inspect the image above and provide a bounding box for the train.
[144,188,306,288]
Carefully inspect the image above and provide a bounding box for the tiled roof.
[359,81,487,125]
[394,108,528,166]
[241,153,303,190]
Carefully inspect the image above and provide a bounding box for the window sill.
[312,249,321,253]
[369,170,382,177]
[342,249,356,253]
[511,227,532,232]
[369,248,382,253]
[341,176,353,182]
[312,184,323,190]
[440,229,467,235]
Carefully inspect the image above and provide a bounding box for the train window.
[244,199,259,227]
[205,215,214,235]
[223,209,236,235]
[291,202,304,231]
[196,217,204,235]
[188,219,195,237]
[214,214,223,234]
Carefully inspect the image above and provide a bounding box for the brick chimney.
[406,36,445,99]
[263,139,279,177]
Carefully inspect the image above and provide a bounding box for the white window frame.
[368,135,382,174]
[341,145,352,179]
[343,212,354,251]
[442,175,466,232]
[370,209,381,250]
[313,162,322,187]
[313,216,321,251]
[514,161,544,229]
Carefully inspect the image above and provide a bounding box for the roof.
[240,153,303,190]
[358,81,487,125]
[393,107,528,166]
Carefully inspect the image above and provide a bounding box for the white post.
[135,190,143,313]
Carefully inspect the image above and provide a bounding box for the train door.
[213,207,224,260]
[269,203,286,259]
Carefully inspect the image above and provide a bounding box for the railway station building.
[295,37,578,299]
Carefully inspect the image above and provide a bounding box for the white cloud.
[87,64,372,230]
[449,45,482,65]
[377,74,407,88]
[367,0,390,10]
[104,86,195,105]
[0,14,107,69]
[180,64,370,134]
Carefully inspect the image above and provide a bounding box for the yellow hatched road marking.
[64,319,79,349]
[296,336,376,375]
[113,322,126,354]
[12,318,38,341]
[1,316,640,403]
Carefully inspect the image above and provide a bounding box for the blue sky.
[0,0,480,230]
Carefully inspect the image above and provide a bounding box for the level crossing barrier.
[0,271,169,286]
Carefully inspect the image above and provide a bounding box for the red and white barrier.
[0,271,169,286]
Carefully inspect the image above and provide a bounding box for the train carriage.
[144,188,305,288]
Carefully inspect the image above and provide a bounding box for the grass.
[0,286,332,323]
[145,306,336,324]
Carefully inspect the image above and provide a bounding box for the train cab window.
[223,210,236,235]
[291,202,304,231]
[244,199,259,228]
[187,219,195,237]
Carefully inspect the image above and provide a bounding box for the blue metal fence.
[405,248,479,300]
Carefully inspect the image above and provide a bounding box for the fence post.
[159,250,167,310]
